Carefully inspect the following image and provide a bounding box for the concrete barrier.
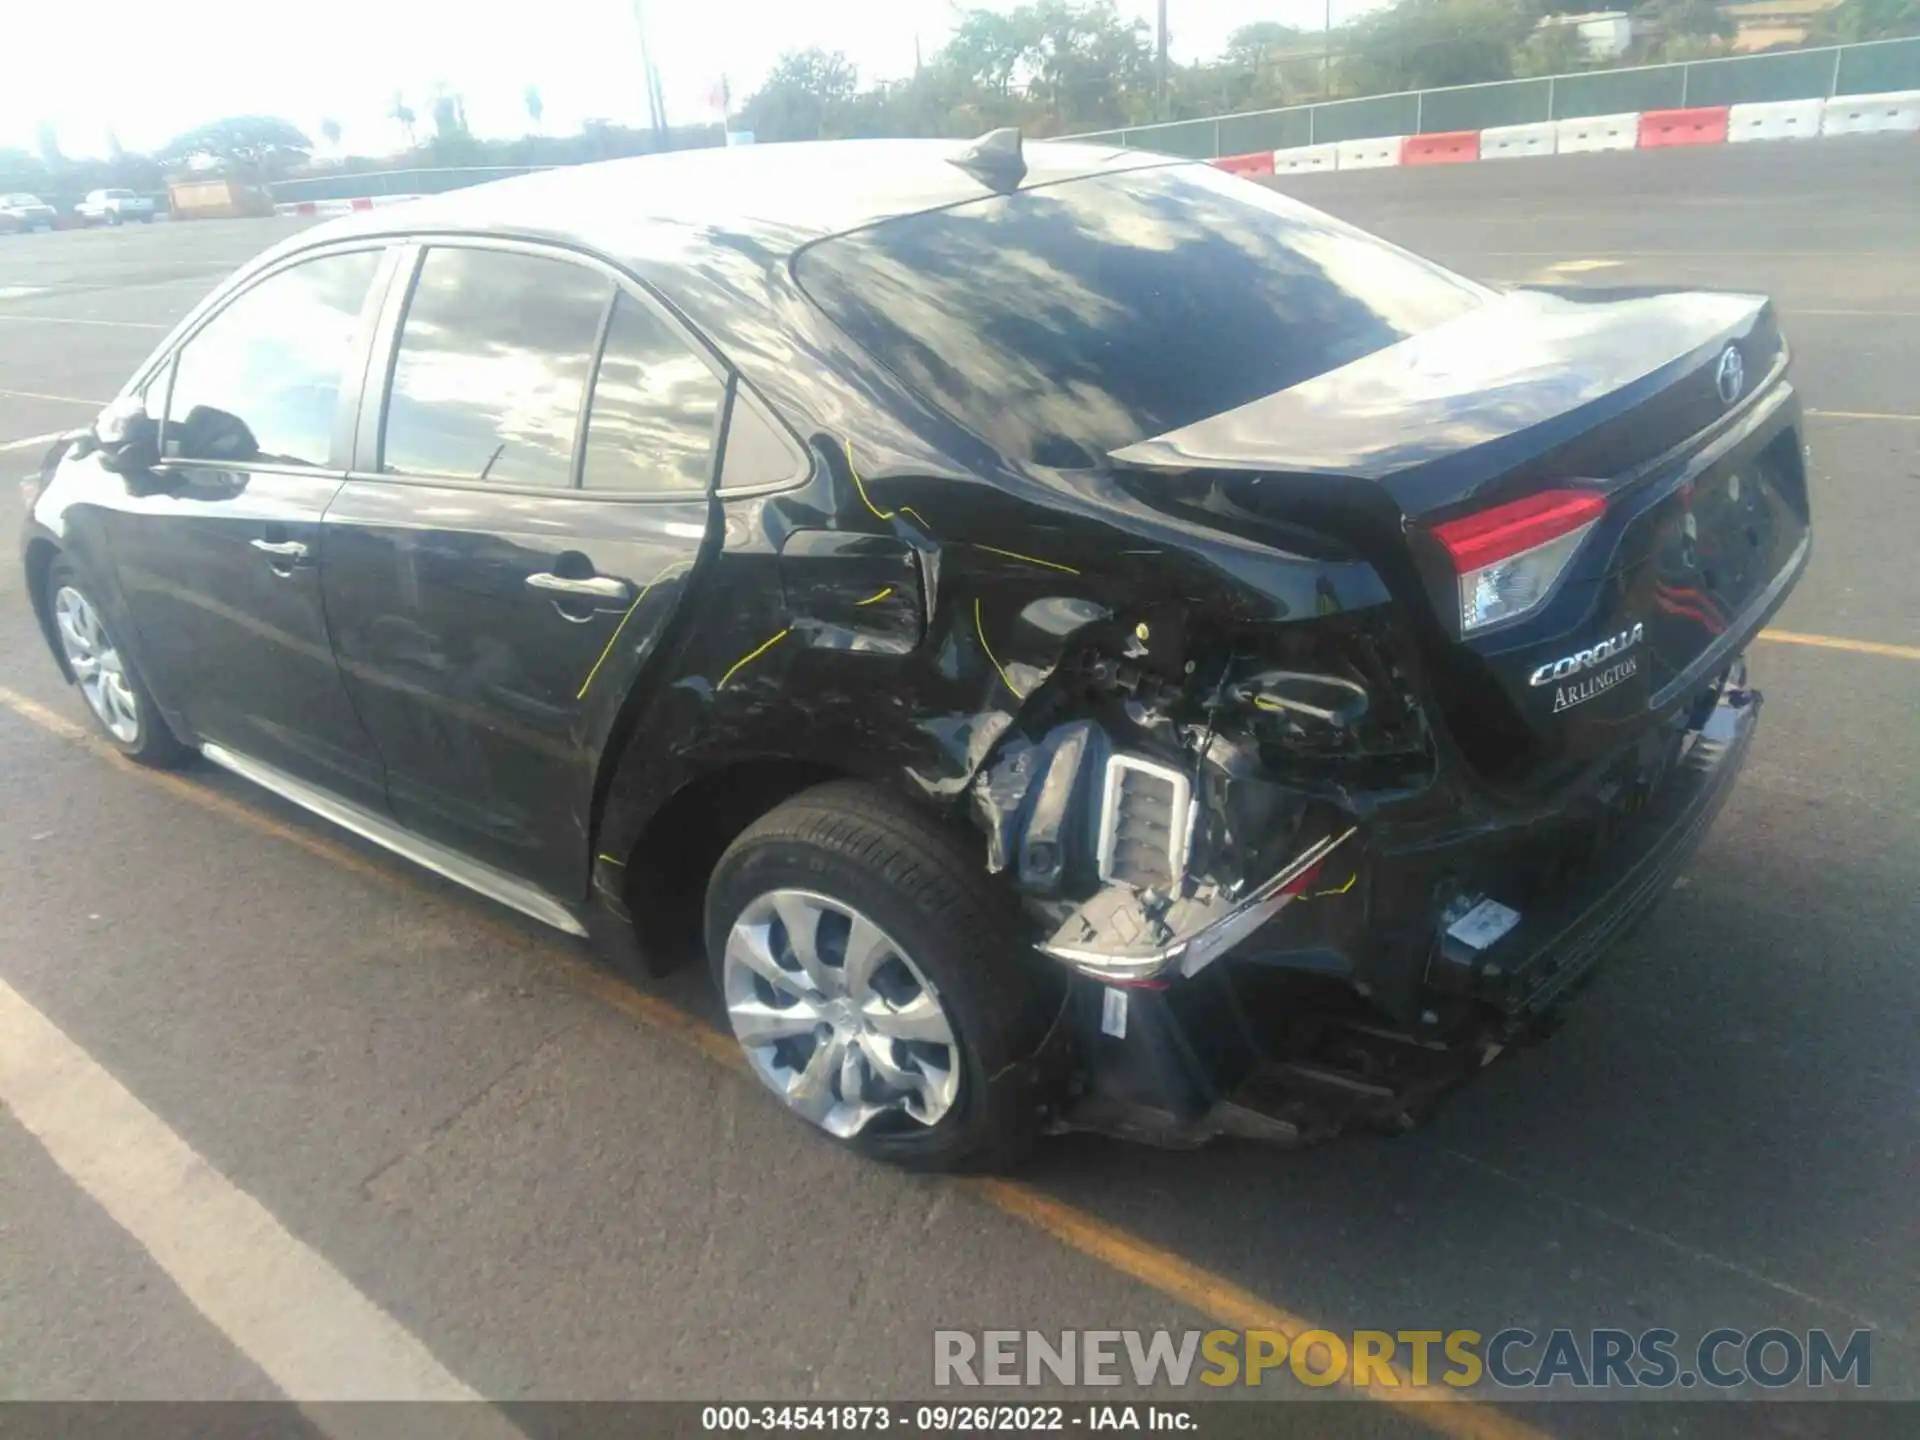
[1271,142,1339,175]
[1639,106,1730,148]
[1481,121,1557,160]
[1821,89,1920,136]
[1402,130,1481,165]
[274,195,424,218]
[1556,113,1641,153]
[1212,150,1276,178]
[1336,136,1404,170]
[1728,97,1825,142]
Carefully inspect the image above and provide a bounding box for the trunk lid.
[1112,287,1809,783]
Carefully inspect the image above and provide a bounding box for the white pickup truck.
[74,189,157,225]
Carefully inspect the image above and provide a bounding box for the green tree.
[388,94,418,148]
[158,116,312,178]
[429,88,469,142]
[1808,0,1920,40]
[34,122,62,169]
[1338,0,1536,94]
[738,49,860,140]
[1514,20,1591,77]
[1658,0,1738,42]
[1021,0,1155,130]
[524,85,545,132]
[320,117,342,151]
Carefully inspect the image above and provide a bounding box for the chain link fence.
[270,165,552,204]
[1072,36,1920,158]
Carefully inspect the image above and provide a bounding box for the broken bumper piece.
[1038,826,1359,983]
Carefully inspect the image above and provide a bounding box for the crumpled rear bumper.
[1051,672,1762,1143]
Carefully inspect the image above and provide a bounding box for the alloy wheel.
[722,888,961,1138]
[53,586,141,744]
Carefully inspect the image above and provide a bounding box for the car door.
[106,244,395,810]
[321,241,727,900]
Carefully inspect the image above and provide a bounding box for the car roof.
[295,137,1175,264]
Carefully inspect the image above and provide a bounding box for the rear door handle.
[250,538,309,562]
[526,572,629,602]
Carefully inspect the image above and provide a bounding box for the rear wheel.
[46,559,189,767]
[704,780,1061,1171]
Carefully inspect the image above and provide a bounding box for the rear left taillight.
[1432,489,1606,633]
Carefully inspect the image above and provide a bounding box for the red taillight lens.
[1432,490,1607,571]
[1432,489,1606,633]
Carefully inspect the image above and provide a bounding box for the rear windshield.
[796,163,1489,467]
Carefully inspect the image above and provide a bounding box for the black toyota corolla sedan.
[19,134,1810,1168]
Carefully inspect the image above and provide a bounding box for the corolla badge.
[1715,345,1745,406]
[1529,623,1645,688]
[1531,622,1646,714]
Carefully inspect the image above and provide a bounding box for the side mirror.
[91,397,161,477]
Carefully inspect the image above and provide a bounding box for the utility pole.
[1323,0,1333,101]
[1156,0,1169,121]
[632,0,665,143]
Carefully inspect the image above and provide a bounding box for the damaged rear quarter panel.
[590,411,1432,1003]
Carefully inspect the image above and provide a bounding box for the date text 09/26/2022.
[700,1406,1188,1432]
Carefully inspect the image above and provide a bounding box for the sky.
[1,0,1371,159]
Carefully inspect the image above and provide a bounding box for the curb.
[1208,89,1920,176]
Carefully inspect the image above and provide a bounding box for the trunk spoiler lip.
[1107,288,1772,486]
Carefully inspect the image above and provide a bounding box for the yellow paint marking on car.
[716,628,792,691]
[844,438,931,531]
[974,598,1020,698]
[970,542,1082,576]
[574,560,695,700]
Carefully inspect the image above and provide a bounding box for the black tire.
[705,780,1063,1172]
[44,558,191,768]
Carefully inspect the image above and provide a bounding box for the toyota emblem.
[1715,345,1745,406]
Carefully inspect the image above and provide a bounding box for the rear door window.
[579,293,725,496]
[163,249,383,468]
[382,247,612,487]
[796,163,1490,468]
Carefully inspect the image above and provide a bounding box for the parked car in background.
[0,194,58,232]
[75,189,156,225]
[17,136,1810,1170]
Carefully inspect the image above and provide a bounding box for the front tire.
[705,781,1061,1171]
[45,559,190,767]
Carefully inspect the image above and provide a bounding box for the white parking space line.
[0,975,522,1427]
[0,387,109,408]
[0,430,68,454]
[0,313,169,330]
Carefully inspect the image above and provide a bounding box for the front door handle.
[526,572,629,602]
[250,538,310,562]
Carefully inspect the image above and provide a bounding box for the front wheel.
[705,781,1062,1171]
[46,559,190,767]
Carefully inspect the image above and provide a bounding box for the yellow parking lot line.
[1805,409,1920,422]
[0,681,1549,1435]
[1759,629,1920,662]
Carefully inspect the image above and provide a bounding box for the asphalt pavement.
[1,140,1916,1435]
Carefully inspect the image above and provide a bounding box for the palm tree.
[524,85,545,132]
[321,117,342,152]
[388,93,417,148]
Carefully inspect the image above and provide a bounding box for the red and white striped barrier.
[1205,91,1912,178]
[274,194,424,217]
